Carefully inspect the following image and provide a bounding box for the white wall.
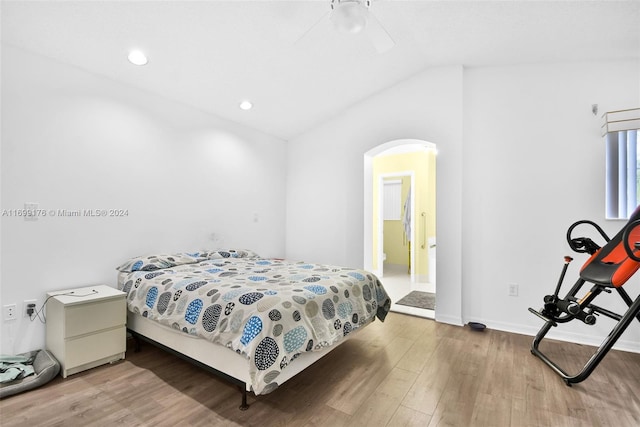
[286,59,640,351]
[463,59,640,351]
[0,47,287,354]
[286,66,464,325]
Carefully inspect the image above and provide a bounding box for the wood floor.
[1,312,639,426]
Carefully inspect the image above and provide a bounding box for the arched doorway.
[364,139,436,318]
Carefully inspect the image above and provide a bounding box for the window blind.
[383,180,402,220]
[603,108,640,219]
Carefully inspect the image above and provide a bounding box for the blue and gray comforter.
[116,250,390,394]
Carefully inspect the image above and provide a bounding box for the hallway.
[381,263,435,319]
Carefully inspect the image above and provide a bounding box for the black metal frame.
[529,217,640,386]
[529,281,640,385]
[128,329,250,410]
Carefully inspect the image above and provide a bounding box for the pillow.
[203,249,260,260]
[116,252,206,273]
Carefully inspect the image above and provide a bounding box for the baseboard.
[480,319,640,354]
[435,313,463,326]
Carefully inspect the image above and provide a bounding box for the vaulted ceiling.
[2,1,639,139]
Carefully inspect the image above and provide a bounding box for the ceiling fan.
[299,0,395,54]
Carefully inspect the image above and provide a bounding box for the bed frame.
[126,312,356,410]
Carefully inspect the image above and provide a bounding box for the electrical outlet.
[508,284,519,297]
[3,304,17,321]
[23,300,37,318]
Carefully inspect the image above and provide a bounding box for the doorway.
[380,172,415,281]
[364,139,436,319]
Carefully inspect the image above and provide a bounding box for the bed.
[116,249,391,408]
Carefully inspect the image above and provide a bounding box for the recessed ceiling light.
[128,50,148,66]
[239,100,253,110]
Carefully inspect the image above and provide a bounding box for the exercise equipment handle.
[566,220,610,254]
[622,219,640,262]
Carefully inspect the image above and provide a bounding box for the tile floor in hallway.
[379,263,435,319]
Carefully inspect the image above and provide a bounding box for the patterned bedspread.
[116,250,391,395]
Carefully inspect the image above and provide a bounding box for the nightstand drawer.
[65,326,126,368]
[65,298,126,338]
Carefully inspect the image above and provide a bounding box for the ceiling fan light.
[330,1,368,34]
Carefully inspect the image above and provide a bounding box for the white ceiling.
[2,1,639,140]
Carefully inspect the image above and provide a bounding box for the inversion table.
[529,206,640,385]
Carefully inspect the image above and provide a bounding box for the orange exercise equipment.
[529,206,640,385]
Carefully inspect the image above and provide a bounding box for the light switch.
[24,202,39,221]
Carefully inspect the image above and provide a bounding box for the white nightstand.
[45,285,126,378]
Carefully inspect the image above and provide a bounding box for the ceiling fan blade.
[365,12,395,54]
[293,10,330,47]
